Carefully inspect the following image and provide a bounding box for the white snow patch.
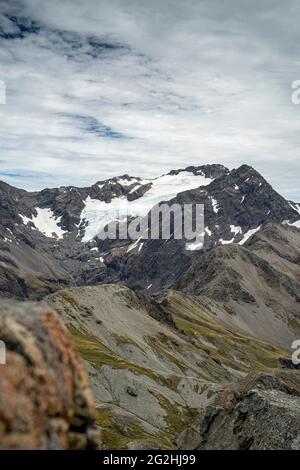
[205,227,212,236]
[186,240,204,251]
[129,184,142,194]
[186,231,205,250]
[284,219,300,228]
[289,202,300,216]
[20,208,66,239]
[238,226,261,245]
[220,237,235,245]
[230,225,242,236]
[90,246,99,252]
[219,225,242,244]
[117,177,141,186]
[211,196,219,213]
[127,237,142,253]
[81,171,214,242]
[219,225,248,245]
[19,214,34,226]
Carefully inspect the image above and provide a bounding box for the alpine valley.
[1,163,300,450]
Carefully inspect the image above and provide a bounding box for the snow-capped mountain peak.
[80,167,217,241]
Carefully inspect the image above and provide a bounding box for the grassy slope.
[50,286,290,449]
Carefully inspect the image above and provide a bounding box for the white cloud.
[0,0,299,201]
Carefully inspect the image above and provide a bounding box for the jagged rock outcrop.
[177,371,300,450]
[0,301,99,449]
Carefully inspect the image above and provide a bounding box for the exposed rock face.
[1,165,300,450]
[118,165,300,292]
[175,223,300,348]
[0,301,99,449]
[0,284,297,450]
[0,164,299,298]
[46,284,292,449]
[177,371,300,450]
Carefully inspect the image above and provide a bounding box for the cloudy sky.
[0,0,299,200]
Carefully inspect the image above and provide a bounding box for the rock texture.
[1,164,300,450]
[0,301,99,449]
[177,371,300,450]
[117,165,300,292]
[175,223,300,347]
[47,284,292,449]
[0,164,299,297]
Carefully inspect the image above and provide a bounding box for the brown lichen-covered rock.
[0,301,100,449]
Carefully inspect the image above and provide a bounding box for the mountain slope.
[0,164,299,299]
[117,165,300,292]
[1,164,300,450]
[0,165,227,296]
[175,223,300,347]
[46,284,291,450]
[177,370,300,450]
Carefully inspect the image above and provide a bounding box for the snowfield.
[19,208,66,239]
[80,171,214,242]
[238,226,262,245]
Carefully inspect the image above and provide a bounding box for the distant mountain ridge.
[1,164,300,450]
[0,164,299,298]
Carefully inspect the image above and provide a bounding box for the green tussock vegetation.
[66,290,292,450]
[97,407,175,450]
[59,291,80,309]
[112,334,144,352]
[112,334,134,346]
[288,316,300,336]
[154,393,199,435]
[68,324,160,382]
[168,293,289,374]
[149,340,187,374]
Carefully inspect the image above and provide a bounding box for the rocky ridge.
[175,223,300,348]
[0,164,300,450]
[0,164,299,297]
[177,370,300,450]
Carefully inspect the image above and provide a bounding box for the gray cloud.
[0,0,299,200]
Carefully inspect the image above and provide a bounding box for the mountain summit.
[1,164,300,450]
[0,164,299,298]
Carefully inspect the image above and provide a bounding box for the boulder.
[177,371,300,450]
[0,301,100,449]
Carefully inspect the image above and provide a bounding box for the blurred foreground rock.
[0,301,100,449]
